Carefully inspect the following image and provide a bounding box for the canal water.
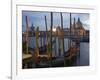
[28,37,89,66]
[79,42,89,66]
[28,37,69,57]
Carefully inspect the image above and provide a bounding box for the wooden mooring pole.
[25,16,29,54]
[58,27,61,57]
[50,12,53,66]
[35,27,39,56]
[69,13,72,65]
[60,13,66,66]
[70,13,72,47]
[45,16,50,57]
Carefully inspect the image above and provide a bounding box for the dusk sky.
[22,11,89,32]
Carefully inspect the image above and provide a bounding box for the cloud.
[22,11,90,31]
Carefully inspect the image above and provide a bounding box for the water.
[28,37,70,57]
[26,37,89,66]
[79,42,89,65]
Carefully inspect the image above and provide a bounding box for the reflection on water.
[28,37,69,57]
[28,37,89,66]
[79,43,89,66]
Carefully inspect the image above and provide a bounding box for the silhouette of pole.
[54,28,57,57]
[44,16,49,56]
[35,27,39,56]
[57,27,61,56]
[69,13,72,65]
[60,13,66,65]
[45,16,47,31]
[70,13,72,47]
[50,12,53,66]
[31,23,35,48]
[77,18,81,58]
[25,16,29,54]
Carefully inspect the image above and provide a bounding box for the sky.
[22,11,89,32]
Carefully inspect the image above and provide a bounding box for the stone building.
[71,18,86,37]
